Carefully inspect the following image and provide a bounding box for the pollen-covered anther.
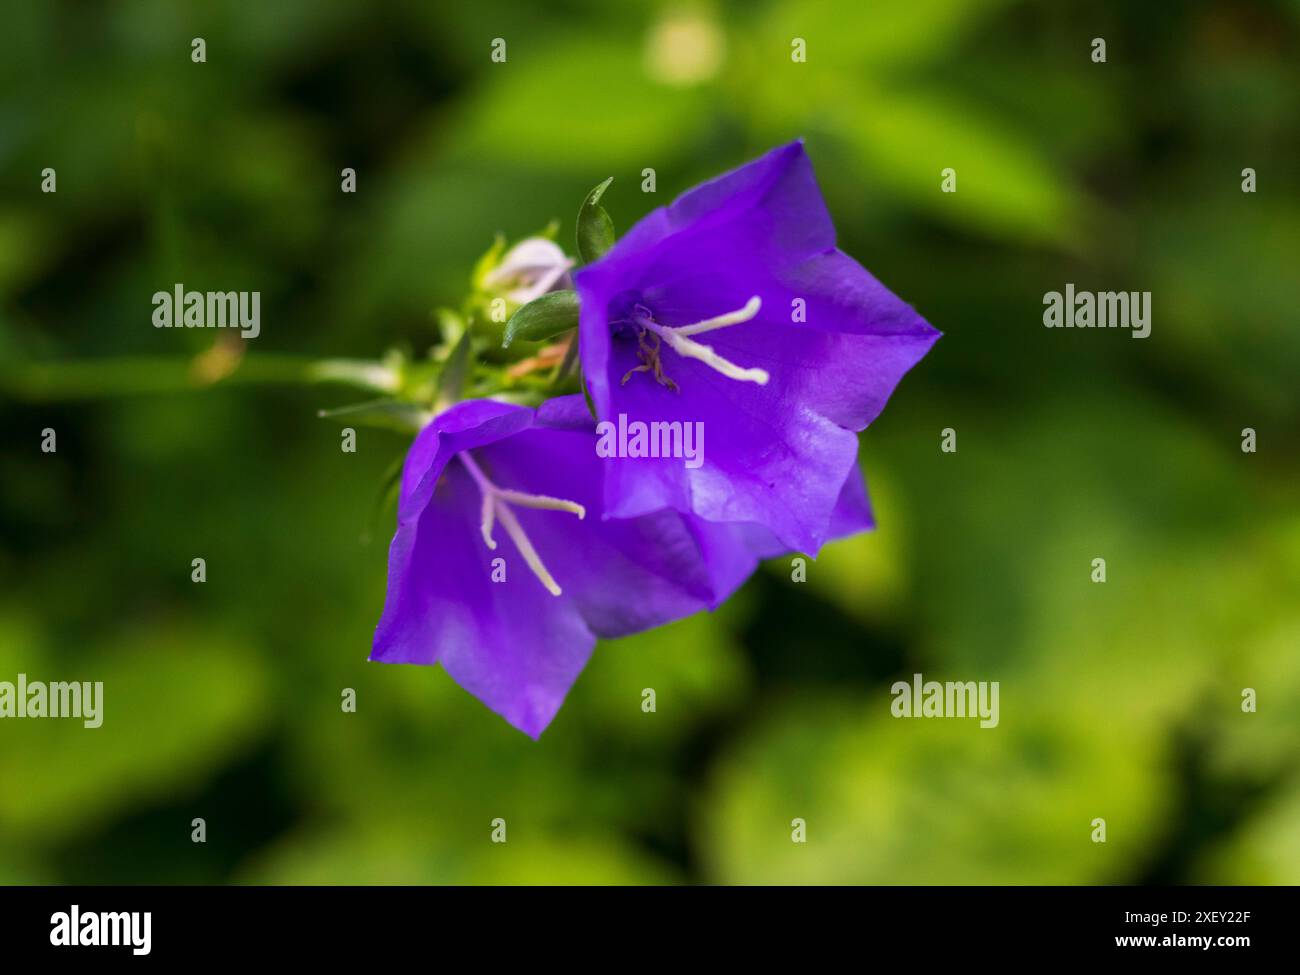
[621,327,678,392]
[633,296,769,386]
[458,451,585,596]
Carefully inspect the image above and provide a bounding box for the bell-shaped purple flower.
[575,141,939,554]
[371,395,761,737]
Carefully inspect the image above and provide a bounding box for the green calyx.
[320,178,619,433]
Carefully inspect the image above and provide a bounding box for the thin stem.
[0,354,400,402]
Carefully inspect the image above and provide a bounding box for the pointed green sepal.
[317,399,433,434]
[501,289,579,349]
[576,177,615,265]
[434,331,473,408]
[360,453,407,545]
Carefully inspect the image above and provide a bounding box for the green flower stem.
[1,354,400,402]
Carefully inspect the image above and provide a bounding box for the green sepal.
[576,177,615,265]
[434,331,473,408]
[316,399,432,434]
[580,370,597,420]
[360,453,407,545]
[501,290,579,349]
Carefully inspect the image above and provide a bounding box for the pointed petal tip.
[507,709,553,740]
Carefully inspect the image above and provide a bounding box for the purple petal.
[735,459,877,560]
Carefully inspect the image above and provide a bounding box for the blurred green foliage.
[1,0,1298,884]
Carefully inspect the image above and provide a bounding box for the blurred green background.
[2,0,1298,884]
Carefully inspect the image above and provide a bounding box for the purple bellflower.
[370,395,765,737]
[575,141,940,555]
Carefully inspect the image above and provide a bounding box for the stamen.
[493,490,586,518]
[493,503,563,597]
[480,491,497,550]
[672,296,763,336]
[643,320,770,385]
[629,297,770,387]
[458,451,584,596]
[621,328,678,391]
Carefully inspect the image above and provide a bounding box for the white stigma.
[458,451,585,597]
[636,296,769,385]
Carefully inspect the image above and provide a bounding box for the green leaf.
[697,695,1168,884]
[434,330,473,408]
[0,625,270,843]
[830,87,1082,246]
[756,0,1014,73]
[502,290,579,349]
[576,178,615,264]
[448,41,708,170]
[580,370,597,420]
[552,332,582,386]
[361,454,407,546]
[434,307,466,349]
[469,234,506,292]
[317,399,432,433]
